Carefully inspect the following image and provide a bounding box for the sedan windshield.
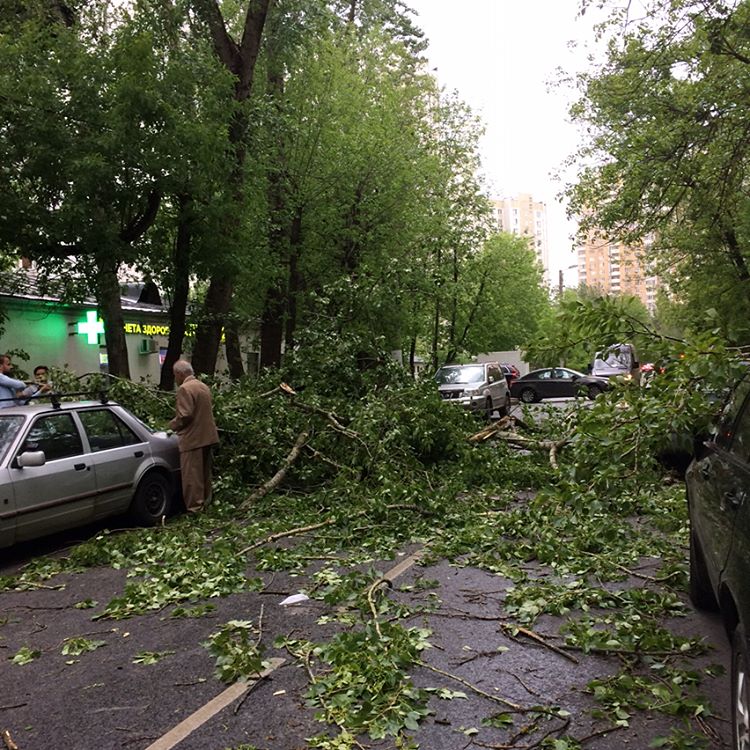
[0,416,24,461]
[435,365,485,385]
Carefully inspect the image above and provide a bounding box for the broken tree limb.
[419,661,524,711]
[468,415,513,442]
[239,504,431,556]
[487,431,570,468]
[303,443,354,473]
[366,578,391,638]
[500,623,579,663]
[272,383,358,439]
[239,518,337,555]
[241,430,310,510]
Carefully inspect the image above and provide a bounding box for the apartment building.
[577,230,659,313]
[491,194,550,283]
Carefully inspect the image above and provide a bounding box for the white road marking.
[381,548,423,582]
[144,658,285,750]
[144,548,422,749]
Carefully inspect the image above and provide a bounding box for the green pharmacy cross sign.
[76,311,105,345]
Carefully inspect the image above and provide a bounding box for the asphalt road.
[0,519,732,750]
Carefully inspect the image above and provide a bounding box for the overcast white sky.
[406,0,600,286]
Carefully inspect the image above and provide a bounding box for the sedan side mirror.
[16,450,46,468]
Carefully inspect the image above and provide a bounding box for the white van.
[591,343,639,379]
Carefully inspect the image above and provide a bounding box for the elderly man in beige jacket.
[169,360,219,513]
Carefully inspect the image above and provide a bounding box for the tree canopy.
[567,0,750,343]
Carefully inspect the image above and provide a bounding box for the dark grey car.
[0,400,180,548]
[686,375,750,749]
[510,367,610,403]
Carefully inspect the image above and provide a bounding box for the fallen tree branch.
[241,430,310,509]
[239,504,430,556]
[303,443,355,473]
[468,415,513,442]
[272,383,359,439]
[239,517,337,555]
[418,661,524,711]
[578,549,682,584]
[500,623,579,664]
[366,578,390,638]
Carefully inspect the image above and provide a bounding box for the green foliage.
[0,339,733,745]
[132,650,175,665]
[61,637,106,656]
[204,620,266,683]
[294,624,434,741]
[451,233,551,357]
[11,646,40,665]
[525,292,654,372]
[568,0,750,344]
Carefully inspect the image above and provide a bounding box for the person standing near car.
[169,360,219,513]
[0,354,27,408]
[20,365,53,402]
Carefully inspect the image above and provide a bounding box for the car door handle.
[726,489,746,508]
[134,451,144,458]
[74,463,87,471]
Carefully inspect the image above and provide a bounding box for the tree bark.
[96,258,130,379]
[724,226,750,282]
[190,0,272,373]
[160,193,192,391]
[191,276,233,375]
[284,207,303,351]
[225,319,245,378]
[260,283,285,368]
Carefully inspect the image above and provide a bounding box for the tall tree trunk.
[284,208,303,350]
[190,0,272,373]
[225,319,245,378]
[160,194,192,391]
[260,283,284,367]
[448,245,459,352]
[191,276,233,375]
[431,244,442,371]
[96,258,130,379]
[724,226,750,282]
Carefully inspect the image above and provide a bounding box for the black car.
[686,375,750,749]
[509,367,610,403]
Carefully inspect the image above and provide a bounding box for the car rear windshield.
[0,415,24,462]
[435,365,485,385]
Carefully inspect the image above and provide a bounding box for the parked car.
[0,398,181,548]
[591,343,639,380]
[510,367,610,403]
[500,363,521,387]
[686,374,750,748]
[434,362,511,419]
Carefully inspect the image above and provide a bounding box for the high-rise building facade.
[577,230,659,313]
[491,194,549,283]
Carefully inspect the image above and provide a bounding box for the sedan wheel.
[520,388,537,404]
[688,527,718,610]
[587,384,603,399]
[733,625,750,750]
[130,472,172,526]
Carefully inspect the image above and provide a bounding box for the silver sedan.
[0,400,180,548]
